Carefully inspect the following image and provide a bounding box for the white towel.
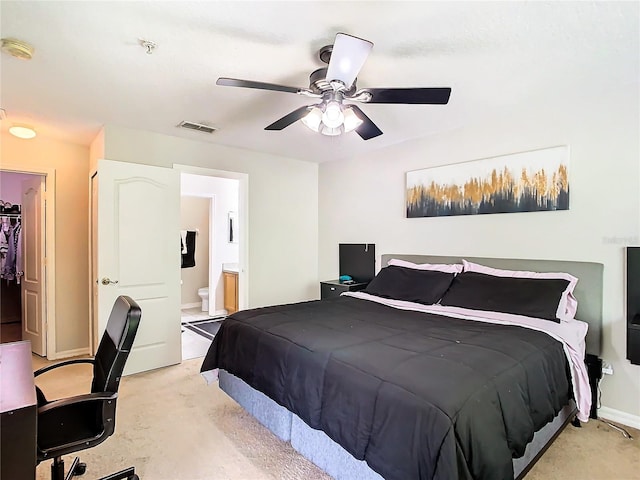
[180,230,188,254]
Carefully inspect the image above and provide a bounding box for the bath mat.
[183,319,223,340]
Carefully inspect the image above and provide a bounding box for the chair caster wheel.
[128,475,139,480]
[73,462,87,475]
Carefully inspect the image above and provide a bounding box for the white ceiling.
[1,1,638,163]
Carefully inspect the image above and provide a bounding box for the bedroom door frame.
[0,165,57,359]
[174,164,249,312]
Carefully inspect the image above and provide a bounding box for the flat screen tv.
[339,243,375,283]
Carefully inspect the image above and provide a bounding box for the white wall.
[181,173,239,313]
[180,196,210,306]
[1,132,90,354]
[102,124,319,308]
[319,84,640,419]
[0,172,39,204]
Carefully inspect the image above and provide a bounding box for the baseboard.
[50,347,91,360]
[181,302,202,309]
[213,309,227,318]
[598,406,640,430]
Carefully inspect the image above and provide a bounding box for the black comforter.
[201,296,571,480]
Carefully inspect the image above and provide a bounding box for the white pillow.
[462,260,579,321]
[388,258,463,274]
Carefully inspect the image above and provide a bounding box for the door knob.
[101,277,119,286]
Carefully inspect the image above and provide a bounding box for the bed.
[201,254,603,480]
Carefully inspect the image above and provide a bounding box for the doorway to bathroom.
[178,169,243,360]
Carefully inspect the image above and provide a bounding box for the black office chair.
[34,295,142,480]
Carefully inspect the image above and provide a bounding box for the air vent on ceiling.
[177,121,217,134]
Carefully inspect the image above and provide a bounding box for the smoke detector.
[1,38,35,60]
[177,121,217,134]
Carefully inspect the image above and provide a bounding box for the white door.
[97,159,181,375]
[21,175,46,356]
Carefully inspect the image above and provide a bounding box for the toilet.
[198,287,209,312]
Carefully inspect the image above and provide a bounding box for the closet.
[0,169,49,356]
[0,201,22,343]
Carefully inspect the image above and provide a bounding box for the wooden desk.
[0,340,37,480]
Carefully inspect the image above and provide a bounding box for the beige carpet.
[33,356,639,480]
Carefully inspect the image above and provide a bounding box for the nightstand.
[320,279,368,299]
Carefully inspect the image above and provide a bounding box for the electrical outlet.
[602,362,614,375]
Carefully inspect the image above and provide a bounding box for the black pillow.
[439,272,571,322]
[364,265,456,305]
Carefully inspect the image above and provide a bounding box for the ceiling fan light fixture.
[302,102,362,136]
[319,125,343,136]
[321,101,344,129]
[343,107,363,133]
[301,106,323,132]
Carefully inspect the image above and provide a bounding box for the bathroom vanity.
[223,264,239,314]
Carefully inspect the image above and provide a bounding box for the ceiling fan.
[216,33,451,140]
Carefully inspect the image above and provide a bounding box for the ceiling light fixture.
[322,101,345,129]
[9,124,36,139]
[301,103,364,136]
[342,107,363,132]
[301,107,322,131]
[1,38,35,60]
[301,97,363,137]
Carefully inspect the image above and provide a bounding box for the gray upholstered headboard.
[381,254,603,356]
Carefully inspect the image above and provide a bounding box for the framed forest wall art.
[406,146,569,218]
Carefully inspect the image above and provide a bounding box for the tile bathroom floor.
[181,307,215,361]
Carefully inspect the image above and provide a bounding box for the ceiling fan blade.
[350,105,383,140]
[265,106,311,130]
[363,87,451,104]
[217,77,301,94]
[326,33,373,90]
